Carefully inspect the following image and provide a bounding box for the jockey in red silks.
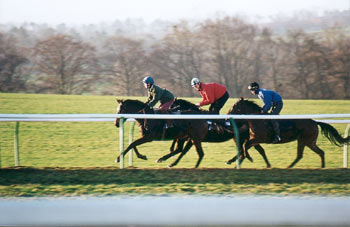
[191,78,229,114]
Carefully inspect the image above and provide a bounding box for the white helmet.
[191,78,200,87]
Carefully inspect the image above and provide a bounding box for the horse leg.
[226,143,243,165]
[132,147,147,160]
[288,140,305,168]
[226,139,254,165]
[226,155,238,165]
[170,139,177,152]
[168,139,194,168]
[115,136,153,163]
[254,145,271,168]
[193,140,204,168]
[242,140,254,163]
[157,138,187,163]
[306,144,325,168]
[226,133,249,165]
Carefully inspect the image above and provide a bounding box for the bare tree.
[199,17,258,97]
[282,30,335,99]
[32,34,97,94]
[324,27,350,99]
[102,36,147,96]
[255,28,285,93]
[149,22,206,97]
[0,32,28,92]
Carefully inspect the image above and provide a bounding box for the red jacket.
[199,83,227,106]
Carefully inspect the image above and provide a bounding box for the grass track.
[0,167,349,196]
[0,93,349,196]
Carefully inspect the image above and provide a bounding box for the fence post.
[229,118,240,169]
[14,122,20,166]
[119,117,124,169]
[344,124,350,168]
[128,121,135,167]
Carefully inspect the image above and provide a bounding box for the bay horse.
[230,98,350,168]
[156,99,271,168]
[114,99,208,168]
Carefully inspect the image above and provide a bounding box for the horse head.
[228,97,262,114]
[115,99,150,127]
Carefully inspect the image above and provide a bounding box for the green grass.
[0,93,349,196]
[0,167,349,196]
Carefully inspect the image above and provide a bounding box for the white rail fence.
[1,113,349,168]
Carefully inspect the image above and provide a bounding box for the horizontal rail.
[2,114,349,168]
[1,113,350,122]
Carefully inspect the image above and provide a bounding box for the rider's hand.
[195,103,201,107]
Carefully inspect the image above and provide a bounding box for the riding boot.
[271,120,281,143]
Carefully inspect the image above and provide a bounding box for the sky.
[0,0,349,25]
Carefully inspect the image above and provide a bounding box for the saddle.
[208,119,233,134]
[265,120,296,131]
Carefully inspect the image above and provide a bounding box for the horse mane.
[228,98,262,114]
[122,99,149,109]
[173,99,200,111]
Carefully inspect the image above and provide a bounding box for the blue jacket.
[257,88,282,113]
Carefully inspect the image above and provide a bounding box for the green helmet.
[143,76,154,85]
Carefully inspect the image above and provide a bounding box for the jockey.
[191,77,229,114]
[248,82,283,143]
[143,76,175,128]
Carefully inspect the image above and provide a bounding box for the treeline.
[1,14,350,99]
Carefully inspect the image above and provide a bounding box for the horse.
[229,98,350,168]
[156,99,271,168]
[114,99,208,168]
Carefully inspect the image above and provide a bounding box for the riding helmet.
[143,76,154,85]
[191,78,201,87]
[248,82,259,90]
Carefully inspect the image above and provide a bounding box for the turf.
[0,167,349,196]
[0,93,349,196]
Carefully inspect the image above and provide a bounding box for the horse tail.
[316,121,350,146]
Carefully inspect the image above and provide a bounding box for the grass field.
[0,93,349,196]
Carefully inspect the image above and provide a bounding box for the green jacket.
[146,85,174,107]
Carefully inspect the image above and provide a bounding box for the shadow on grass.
[0,167,349,186]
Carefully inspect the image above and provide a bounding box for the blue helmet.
[143,76,154,85]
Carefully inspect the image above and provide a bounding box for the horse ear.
[239,97,244,101]
[116,99,123,104]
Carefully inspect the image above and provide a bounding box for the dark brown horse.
[230,98,350,168]
[114,99,208,168]
[157,99,271,168]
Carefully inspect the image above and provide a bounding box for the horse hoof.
[225,161,232,165]
[140,156,148,160]
[156,159,163,163]
[115,159,120,163]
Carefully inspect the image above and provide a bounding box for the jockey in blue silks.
[248,82,283,143]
